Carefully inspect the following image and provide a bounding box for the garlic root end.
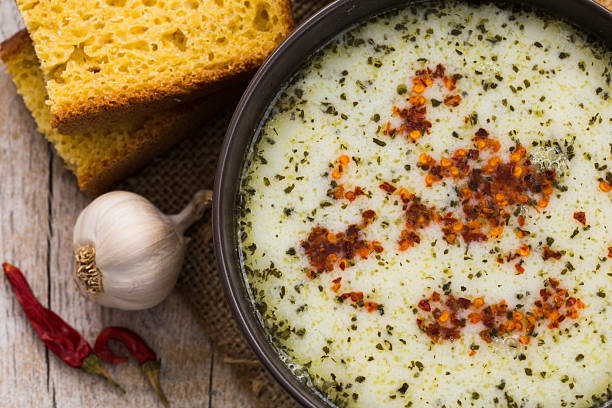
[75,244,103,298]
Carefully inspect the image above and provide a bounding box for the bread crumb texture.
[2,32,182,194]
[16,0,292,121]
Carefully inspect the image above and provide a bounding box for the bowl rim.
[213,1,612,407]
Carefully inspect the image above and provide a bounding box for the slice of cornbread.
[1,30,234,195]
[15,0,293,134]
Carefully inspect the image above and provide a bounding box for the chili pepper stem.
[141,360,169,407]
[81,354,126,394]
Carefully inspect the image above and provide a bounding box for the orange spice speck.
[488,156,501,167]
[517,245,530,257]
[440,157,452,167]
[490,226,503,238]
[600,181,611,192]
[331,277,342,293]
[513,165,523,177]
[488,139,501,152]
[409,130,422,141]
[419,153,432,165]
[413,83,426,93]
[469,350,477,357]
[357,247,370,259]
[454,149,467,157]
[332,170,342,179]
[425,174,438,186]
[519,335,531,345]
[439,310,450,323]
[538,199,549,208]
[510,152,522,163]
[468,312,481,324]
[338,155,350,165]
[364,302,378,313]
[399,188,412,201]
[473,297,484,308]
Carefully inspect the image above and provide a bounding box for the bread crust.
[46,0,294,134]
[0,29,30,60]
[79,87,242,196]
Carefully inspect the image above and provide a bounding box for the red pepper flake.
[457,297,471,309]
[418,299,431,311]
[362,209,376,220]
[410,131,557,246]
[347,186,365,202]
[341,291,364,302]
[542,246,562,261]
[364,302,379,313]
[573,211,586,225]
[301,210,382,273]
[415,279,584,345]
[379,181,397,194]
[608,246,612,258]
[331,155,350,180]
[514,263,525,274]
[330,277,342,293]
[443,94,462,107]
[385,64,462,142]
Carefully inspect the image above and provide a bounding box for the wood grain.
[0,0,257,406]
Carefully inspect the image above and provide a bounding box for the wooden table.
[0,1,257,406]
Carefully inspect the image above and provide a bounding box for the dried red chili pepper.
[2,263,124,392]
[95,327,168,406]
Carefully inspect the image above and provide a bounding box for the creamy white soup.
[238,2,612,407]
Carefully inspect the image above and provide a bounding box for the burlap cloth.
[117,1,612,407]
[116,2,332,407]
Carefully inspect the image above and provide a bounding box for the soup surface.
[238,2,612,407]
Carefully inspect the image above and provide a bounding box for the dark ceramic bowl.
[213,1,612,407]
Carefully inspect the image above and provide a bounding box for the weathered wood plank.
[211,352,258,408]
[0,63,53,407]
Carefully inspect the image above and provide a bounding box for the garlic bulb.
[73,190,212,310]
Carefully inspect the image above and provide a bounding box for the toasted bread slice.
[1,30,237,195]
[15,0,293,134]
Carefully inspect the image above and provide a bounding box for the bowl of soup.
[213,1,612,406]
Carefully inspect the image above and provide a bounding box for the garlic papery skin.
[73,190,212,310]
